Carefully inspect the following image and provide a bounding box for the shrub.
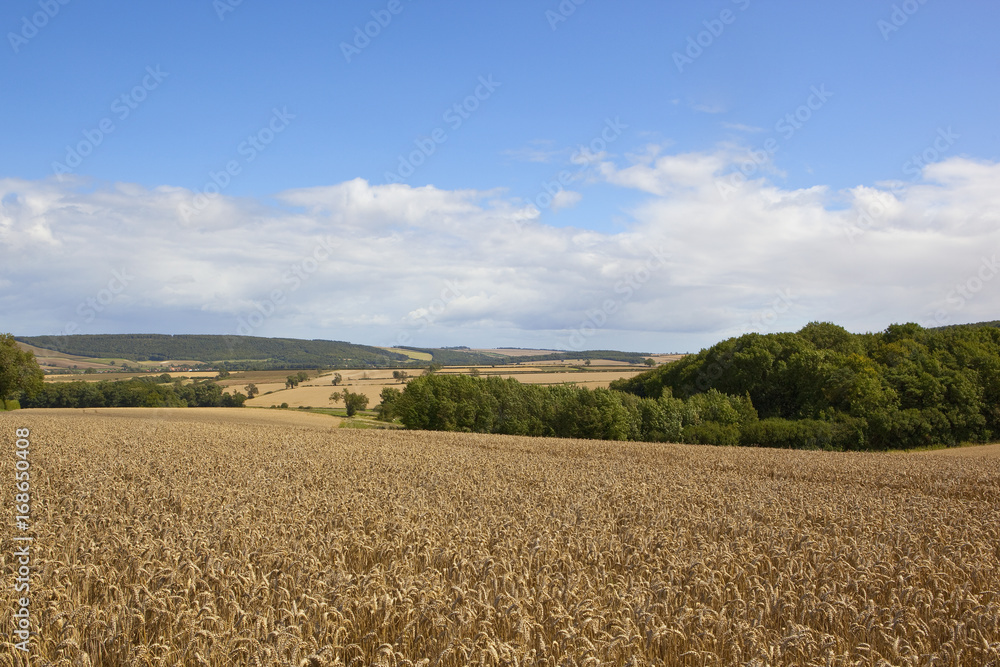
[682,422,740,447]
[740,417,866,451]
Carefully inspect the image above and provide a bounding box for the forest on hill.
[382,322,1000,450]
[397,346,652,366]
[17,334,654,370]
[16,334,411,370]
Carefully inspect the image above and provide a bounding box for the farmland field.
[2,410,999,665]
[239,364,658,410]
[36,358,665,412]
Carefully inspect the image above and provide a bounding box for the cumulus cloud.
[2,153,999,352]
[722,122,765,133]
[550,190,583,212]
[502,140,561,164]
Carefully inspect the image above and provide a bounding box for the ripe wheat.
[1,412,998,665]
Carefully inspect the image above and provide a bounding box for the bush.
[343,391,370,417]
[2,399,20,411]
[739,417,866,451]
[682,422,740,447]
[377,388,402,421]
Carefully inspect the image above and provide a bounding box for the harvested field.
[1,411,998,665]
[486,370,650,385]
[45,372,219,383]
[915,442,1000,458]
[246,365,652,409]
[8,407,342,430]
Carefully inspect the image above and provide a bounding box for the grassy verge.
[265,405,403,429]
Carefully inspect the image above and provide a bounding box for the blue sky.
[2,0,999,352]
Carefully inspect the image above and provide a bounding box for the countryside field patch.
[1,411,997,665]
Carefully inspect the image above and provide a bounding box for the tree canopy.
[610,322,1000,449]
[384,322,1000,451]
[0,334,44,405]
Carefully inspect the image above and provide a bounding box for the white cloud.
[2,154,999,351]
[723,122,765,133]
[597,148,734,196]
[502,140,561,164]
[692,102,727,114]
[550,190,582,212]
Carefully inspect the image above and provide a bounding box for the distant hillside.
[16,334,656,372]
[17,334,410,370]
[397,346,652,366]
[932,320,1000,331]
[521,350,653,364]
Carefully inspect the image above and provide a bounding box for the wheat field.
[1,410,998,666]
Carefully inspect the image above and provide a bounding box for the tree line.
[378,375,762,445]
[20,377,247,409]
[381,322,1000,450]
[15,334,411,369]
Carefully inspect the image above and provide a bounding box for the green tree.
[377,387,402,420]
[0,334,44,408]
[392,370,409,383]
[244,383,259,398]
[797,321,858,353]
[343,390,370,417]
[286,375,300,389]
[331,372,343,386]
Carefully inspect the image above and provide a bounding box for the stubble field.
[1,410,998,666]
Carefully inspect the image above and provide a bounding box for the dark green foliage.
[512,350,652,364]
[612,321,1000,450]
[682,422,741,447]
[342,390,369,417]
[20,378,246,408]
[0,334,44,402]
[16,334,410,369]
[376,387,402,421]
[739,417,865,451]
[391,322,1000,450]
[400,348,508,366]
[397,347,651,366]
[390,375,758,444]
